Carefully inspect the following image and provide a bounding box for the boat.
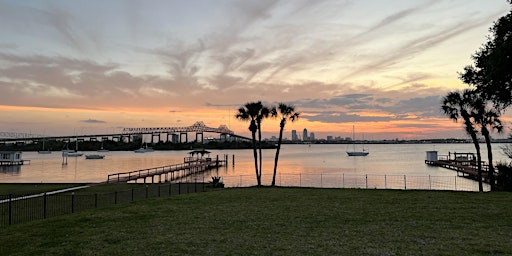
[85,154,105,159]
[346,126,369,156]
[134,143,154,153]
[65,139,83,157]
[38,140,52,154]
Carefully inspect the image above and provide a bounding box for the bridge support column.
[180,132,188,143]
[196,132,203,143]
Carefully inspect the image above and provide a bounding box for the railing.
[221,173,489,192]
[0,182,207,227]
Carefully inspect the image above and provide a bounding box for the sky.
[0,0,510,140]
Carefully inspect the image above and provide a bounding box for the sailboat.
[66,139,84,157]
[38,139,52,154]
[346,126,369,156]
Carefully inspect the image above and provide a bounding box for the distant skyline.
[0,0,510,140]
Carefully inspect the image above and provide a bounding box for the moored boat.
[85,154,105,159]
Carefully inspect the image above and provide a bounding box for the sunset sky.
[0,0,510,140]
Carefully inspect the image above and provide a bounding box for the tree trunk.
[482,127,495,191]
[272,121,285,186]
[251,131,260,187]
[257,122,263,186]
[469,132,483,192]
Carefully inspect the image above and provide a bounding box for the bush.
[496,162,512,191]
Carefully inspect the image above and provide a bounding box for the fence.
[0,182,206,227]
[221,173,489,191]
[0,173,488,227]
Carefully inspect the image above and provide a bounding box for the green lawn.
[1,188,511,256]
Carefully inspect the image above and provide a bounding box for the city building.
[303,128,308,142]
[291,130,298,141]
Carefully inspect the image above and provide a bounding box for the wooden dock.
[107,156,225,184]
[425,152,489,180]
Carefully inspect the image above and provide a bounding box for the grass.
[0,188,512,255]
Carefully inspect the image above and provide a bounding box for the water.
[0,143,509,190]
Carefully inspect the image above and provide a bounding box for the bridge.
[0,121,250,144]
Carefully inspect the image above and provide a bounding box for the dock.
[107,154,227,184]
[425,151,489,180]
[0,151,29,166]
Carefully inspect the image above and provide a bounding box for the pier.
[107,153,228,184]
[425,151,489,180]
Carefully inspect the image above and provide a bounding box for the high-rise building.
[291,130,298,141]
[303,128,308,141]
[310,132,315,141]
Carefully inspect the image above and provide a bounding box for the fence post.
[454,176,457,191]
[384,175,387,189]
[43,193,47,219]
[321,174,323,188]
[342,174,345,188]
[146,185,149,199]
[300,173,302,187]
[366,174,368,189]
[429,175,431,190]
[240,175,242,187]
[71,192,75,213]
[8,194,12,225]
[404,175,407,190]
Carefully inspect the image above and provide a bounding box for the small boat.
[38,140,52,154]
[346,125,369,157]
[85,154,105,159]
[134,143,154,153]
[66,152,84,157]
[65,139,83,157]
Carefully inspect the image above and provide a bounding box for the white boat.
[346,126,369,156]
[66,152,84,157]
[134,143,154,153]
[38,140,52,154]
[85,154,105,159]
[65,139,83,157]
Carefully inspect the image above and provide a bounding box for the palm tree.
[470,96,504,191]
[256,104,271,185]
[441,90,484,192]
[271,103,300,186]
[235,101,270,187]
[235,102,263,186]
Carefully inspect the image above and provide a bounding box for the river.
[1,143,509,191]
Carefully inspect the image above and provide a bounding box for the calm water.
[0,143,509,190]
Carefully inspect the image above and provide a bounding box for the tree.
[459,1,512,109]
[235,102,263,187]
[441,90,484,192]
[235,101,271,187]
[470,96,504,191]
[270,103,300,186]
[256,104,271,185]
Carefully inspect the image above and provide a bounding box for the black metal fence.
[0,182,206,227]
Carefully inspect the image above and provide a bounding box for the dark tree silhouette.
[459,1,512,109]
[235,102,263,186]
[441,90,484,192]
[235,101,271,187]
[470,96,504,191]
[271,103,300,186]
